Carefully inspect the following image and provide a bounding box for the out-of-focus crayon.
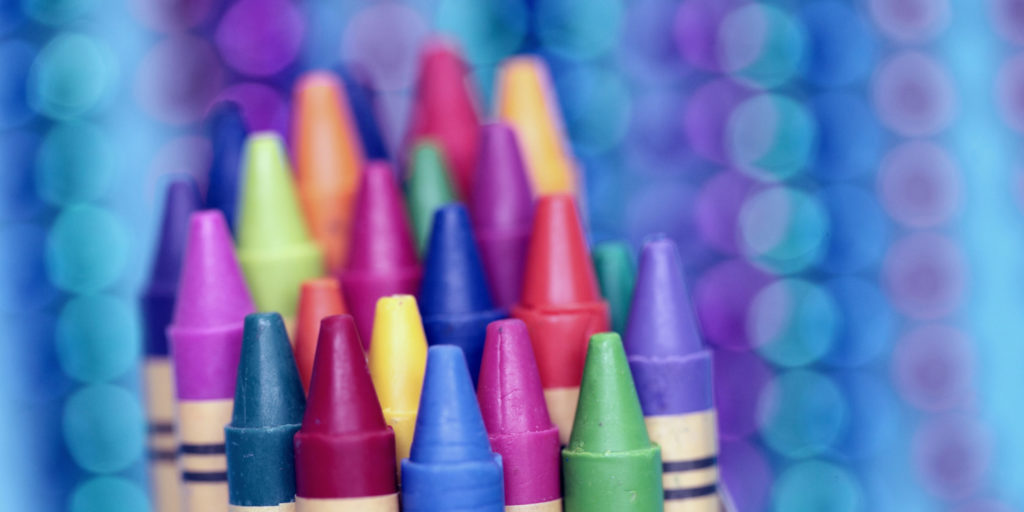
[237,132,325,335]
[205,102,247,232]
[143,178,202,512]
[419,205,505,385]
[293,71,365,273]
[368,295,428,470]
[168,210,256,512]
[625,236,720,511]
[563,333,663,512]
[294,277,348,393]
[226,313,306,511]
[469,123,533,310]
[294,315,399,511]
[591,241,637,334]
[407,39,481,198]
[511,195,610,443]
[404,141,457,254]
[341,163,421,343]
[495,56,576,196]
[401,346,504,512]
[477,319,561,511]
[337,64,389,160]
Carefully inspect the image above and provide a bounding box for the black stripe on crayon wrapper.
[149,422,174,434]
[149,449,177,461]
[180,443,226,455]
[182,471,228,482]
[663,456,717,472]
[665,484,717,500]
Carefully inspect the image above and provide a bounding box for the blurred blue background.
[3,0,1023,510]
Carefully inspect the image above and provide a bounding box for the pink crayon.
[167,210,256,512]
[477,319,561,511]
[469,123,533,310]
[340,162,422,346]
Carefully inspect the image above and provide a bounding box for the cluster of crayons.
[142,38,726,512]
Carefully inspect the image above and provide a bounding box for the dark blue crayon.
[418,204,506,386]
[336,64,390,160]
[205,101,247,232]
[401,346,504,512]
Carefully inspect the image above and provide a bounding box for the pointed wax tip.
[231,312,306,429]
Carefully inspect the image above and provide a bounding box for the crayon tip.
[302,315,385,434]
[568,333,653,453]
[230,313,306,429]
[477,319,554,436]
[470,123,533,232]
[368,295,428,420]
[172,210,255,330]
[520,195,602,307]
[408,38,481,198]
[410,346,493,464]
[405,141,457,253]
[346,161,419,272]
[238,132,319,250]
[591,241,637,334]
[294,277,348,392]
[419,204,497,316]
[495,55,576,195]
[293,70,365,272]
[148,178,204,291]
[624,235,704,358]
[205,101,247,231]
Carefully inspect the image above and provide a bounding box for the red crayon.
[511,195,610,444]
[407,38,481,199]
[294,277,348,393]
[340,162,422,345]
[478,319,562,511]
[294,315,399,511]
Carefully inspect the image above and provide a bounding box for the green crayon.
[404,140,456,254]
[563,332,664,512]
[591,241,637,333]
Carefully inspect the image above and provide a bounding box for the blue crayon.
[205,101,247,231]
[336,64,390,160]
[401,346,505,512]
[418,205,506,386]
[624,235,720,510]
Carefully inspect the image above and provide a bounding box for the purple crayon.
[167,210,256,512]
[624,235,720,511]
[469,123,533,310]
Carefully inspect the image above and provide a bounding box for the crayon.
[368,295,428,469]
[404,141,457,254]
[294,315,399,511]
[469,123,533,310]
[167,210,256,512]
[419,204,505,385]
[624,236,720,511]
[337,64,389,160]
[294,277,348,393]
[511,195,610,443]
[341,163,422,343]
[591,241,637,334]
[477,319,561,511]
[407,39,481,198]
[401,346,504,512]
[142,178,202,512]
[226,313,306,511]
[293,71,365,273]
[563,333,663,512]
[237,133,325,335]
[495,56,577,196]
[205,102,247,232]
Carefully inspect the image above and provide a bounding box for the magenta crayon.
[143,178,202,512]
[340,162,421,345]
[168,210,256,512]
[624,235,720,511]
[477,319,561,511]
[469,123,533,310]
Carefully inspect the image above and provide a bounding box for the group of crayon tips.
[143,38,729,512]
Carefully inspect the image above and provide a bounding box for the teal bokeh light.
[739,186,829,274]
[23,0,98,25]
[71,477,150,512]
[749,278,838,367]
[436,0,526,66]
[62,384,145,473]
[719,3,806,88]
[728,93,817,181]
[28,33,116,119]
[557,64,631,154]
[46,205,129,294]
[56,295,140,383]
[758,370,848,458]
[773,460,863,512]
[37,122,115,206]
[536,0,624,61]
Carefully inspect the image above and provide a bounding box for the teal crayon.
[592,241,637,334]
